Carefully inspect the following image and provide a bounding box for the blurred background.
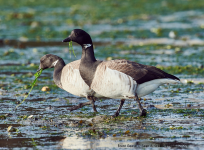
[1,0,204,149]
[1,0,204,41]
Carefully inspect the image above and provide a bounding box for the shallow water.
[1,1,204,149]
[1,43,204,149]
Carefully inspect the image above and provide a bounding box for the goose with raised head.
[37,54,106,112]
[63,29,180,117]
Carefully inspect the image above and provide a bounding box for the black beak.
[62,36,71,42]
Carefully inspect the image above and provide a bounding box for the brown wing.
[103,59,179,84]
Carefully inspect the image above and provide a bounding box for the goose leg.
[87,96,98,112]
[88,96,98,112]
[135,94,147,117]
[112,99,125,117]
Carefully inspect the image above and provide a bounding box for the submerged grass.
[15,69,43,109]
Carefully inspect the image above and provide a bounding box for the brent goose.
[37,54,106,112]
[63,29,180,117]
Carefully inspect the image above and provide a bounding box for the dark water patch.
[1,39,112,48]
[1,98,16,101]
[0,138,34,148]
[0,124,23,130]
[134,141,195,149]
[0,136,65,148]
[0,63,22,66]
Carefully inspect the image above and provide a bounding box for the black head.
[38,54,60,71]
[62,29,92,46]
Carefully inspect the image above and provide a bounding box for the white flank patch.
[92,65,180,99]
[136,78,180,97]
[52,60,58,67]
[83,44,92,49]
[91,67,137,99]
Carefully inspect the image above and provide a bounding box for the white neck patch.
[52,60,59,67]
[83,44,92,49]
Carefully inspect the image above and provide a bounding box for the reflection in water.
[60,135,117,149]
[59,135,198,149]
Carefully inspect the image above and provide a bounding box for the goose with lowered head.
[37,54,107,112]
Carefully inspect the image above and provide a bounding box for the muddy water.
[1,41,204,149]
[1,2,204,149]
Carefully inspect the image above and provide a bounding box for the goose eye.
[75,32,79,37]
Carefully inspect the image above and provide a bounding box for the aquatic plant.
[15,69,43,109]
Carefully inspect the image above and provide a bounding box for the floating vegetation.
[7,126,18,132]
[0,115,6,120]
[169,126,183,130]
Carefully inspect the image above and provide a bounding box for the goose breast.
[61,60,94,97]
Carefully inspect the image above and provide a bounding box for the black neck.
[81,46,97,62]
[53,58,65,89]
[79,45,101,87]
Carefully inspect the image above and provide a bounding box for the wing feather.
[102,59,179,84]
